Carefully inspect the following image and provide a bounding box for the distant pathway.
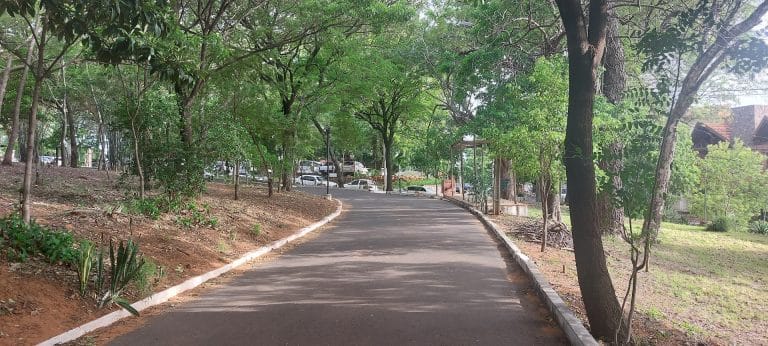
[111,188,565,345]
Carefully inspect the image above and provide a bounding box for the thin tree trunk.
[130,118,145,200]
[21,23,47,224]
[61,64,79,168]
[2,34,35,166]
[540,175,549,252]
[0,53,13,124]
[234,160,240,200]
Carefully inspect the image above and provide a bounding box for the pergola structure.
[450,137,502,215]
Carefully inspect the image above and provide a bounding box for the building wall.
[731,105,768,146]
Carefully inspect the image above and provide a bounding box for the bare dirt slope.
[0,165,335,345]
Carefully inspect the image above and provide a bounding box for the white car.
[346,179,378,191]
[295,175,337,187]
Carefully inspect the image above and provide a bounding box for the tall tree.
[553,0,627,341]
[638,0,768,240]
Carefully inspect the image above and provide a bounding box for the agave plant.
[98,239,145,316]
[75,240,96,296]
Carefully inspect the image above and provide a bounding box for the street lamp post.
[325,127,331,199]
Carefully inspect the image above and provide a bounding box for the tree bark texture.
[2,36,35,166]
[21,23,47,224]
[555,0,627,340]
[0,54,12,124]
[597,4,627,234]
[499,158,515,200]
[384,139,394,191]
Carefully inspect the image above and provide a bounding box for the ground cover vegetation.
[1,0,768,344]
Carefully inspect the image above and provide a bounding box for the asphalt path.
[110,188,566,345]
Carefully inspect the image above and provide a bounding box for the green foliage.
[99,239,145,316]
[706,217,734,233]
[75,240,96,296]
[748,221,768,235]
[250,224,262,237]
[174,201,218,229]
[126,198,162,220]
[135,259,162,295]
[689,141,768,225]
[0,214,76,264]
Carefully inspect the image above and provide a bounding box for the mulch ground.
[0,164,335,345]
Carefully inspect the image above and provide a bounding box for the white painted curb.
[443,198,598,346]
[40,199,343,346]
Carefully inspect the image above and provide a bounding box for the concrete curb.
[443,198,598,346]
[40,199,344,346]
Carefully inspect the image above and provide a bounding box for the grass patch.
[603,222,768,341]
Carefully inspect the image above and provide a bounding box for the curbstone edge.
[40,199,344,346]
[443,197,598,346]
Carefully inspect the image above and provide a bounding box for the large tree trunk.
[2,36,35,166]
[556,0,626,340]
[21,24,47,224]
[280,127,296,192]
[597,5,627,234]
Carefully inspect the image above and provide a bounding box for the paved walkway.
[110,188,565,345]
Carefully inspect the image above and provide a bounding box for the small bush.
[748,220,768,235]
[250,224,261,237]
[0,214,76,263]
[705,217,734,232]
[125,197,162,220]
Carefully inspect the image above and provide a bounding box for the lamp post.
[325,127,331,200]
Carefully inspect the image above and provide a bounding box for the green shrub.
[99,239,145,316]
[748,220,768,235]
[129,198,162,220]
[705,217,734,232]
[250,224,261,237]
[0,214,76,263]
[39,230,76,264]
[135,259,162,295]
[75,240,96,296]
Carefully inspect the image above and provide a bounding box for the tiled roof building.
[691,105,768,156]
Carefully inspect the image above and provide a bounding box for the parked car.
[294,175,337,186]
[346,179,378,191]
[404,185,436,196]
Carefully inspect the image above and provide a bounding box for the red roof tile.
[701,122,731,141]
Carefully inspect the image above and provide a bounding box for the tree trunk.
[540,175,549,252]
[130,118,145,200]
[234,160,240,200]
[597,4,627,235]
[0,54,12,126]
[556,0,626,339]
[280,127,297,192]
[547,188,562,223]
[21,23,47,224]
[642,1,768,242]
[59,114,68,167]
[66,102,78,167]
[499,158,514,200]
[61,63,79,168]
[2,36,35,166]
[383,138,394,191]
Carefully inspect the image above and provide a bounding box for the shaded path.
[111,188,565,345]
